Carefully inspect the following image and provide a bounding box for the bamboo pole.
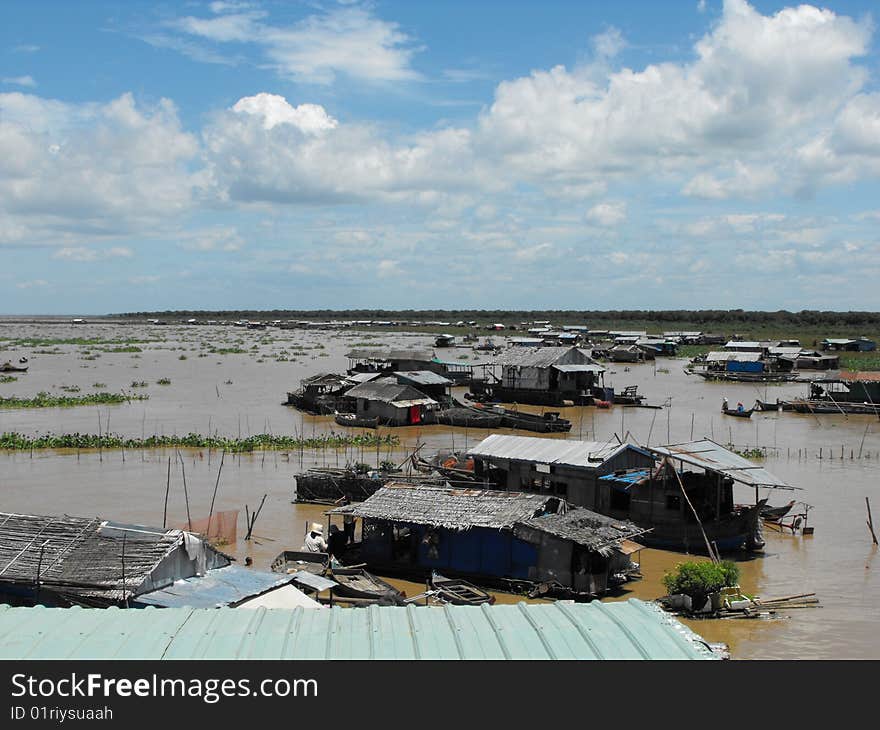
[867,497,878,545]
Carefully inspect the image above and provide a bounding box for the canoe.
[722,408,754,418]
[760,500,797,522]
[270,550,330,575]
[330,568,405,604]
[430,572,494,605]
[334,412,380,429]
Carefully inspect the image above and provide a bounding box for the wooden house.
[468,435,796,553]
[329,484,646,597]
[469,346,605,405]
[344,378,439,425]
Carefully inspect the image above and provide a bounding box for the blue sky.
[2,0,880,314]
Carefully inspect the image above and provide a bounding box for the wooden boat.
[722,407,754,418]
[430,572,494,605]
[437,406,503,428]
[760,500,797,522]
[613,385,645,406]
[0,362,28,373]
[330,568,405,604]
[696,371,799,383]
[270,550,330,576]
[334,412,379,429]
[755,399,795,412]
[484,405,572,433]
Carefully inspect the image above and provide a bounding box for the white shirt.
[303,532,328,552]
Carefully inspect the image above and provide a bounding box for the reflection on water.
[1,321,880,658]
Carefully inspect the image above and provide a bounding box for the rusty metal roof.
[648,439,796,489]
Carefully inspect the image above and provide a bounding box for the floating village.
[0,315,878,659]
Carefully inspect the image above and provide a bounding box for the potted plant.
[662,560,740,613]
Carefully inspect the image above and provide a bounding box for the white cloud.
[377,259,402,277]
[232,93,337,132]
[476,0,872,193]
[51,246,134,261]
[2,76,36,88]
[173,5,421,84]
[16,279,48,289]
[0,92,200,246]
[586,201,626,226]
[179,227,243,252]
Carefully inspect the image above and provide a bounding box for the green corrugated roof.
[0,599,716,660]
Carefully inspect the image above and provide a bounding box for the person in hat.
[302,522,328,553]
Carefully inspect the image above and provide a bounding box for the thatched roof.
[331,483,558,530]
[515,508,647,552]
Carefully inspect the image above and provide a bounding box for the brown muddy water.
[1,321,879,658]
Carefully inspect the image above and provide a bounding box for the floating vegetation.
[92,382,107,388]
[103,345,142,353]
[0,430,398,453]
[130,381,148,388]
[0,375,18,384]
[156,378,172,385]
[178,354,187,360]
[58,385,81,393]
[208,347,247,355]
[0,391,148,409]
[0,337,159,347]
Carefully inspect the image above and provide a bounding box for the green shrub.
[662,560,740,607]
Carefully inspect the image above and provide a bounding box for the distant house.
[724,341,772,356]
[392,370,453,404]
[469,346,605,406]
[703,351,766,374]
[329,483,646,597]
[0,512,318,609]
[345,378,439,425]
[821,337,876,352]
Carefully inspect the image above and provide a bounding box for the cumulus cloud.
[0,92,200,247]
[231,93,337,132]
[476,0,872,194]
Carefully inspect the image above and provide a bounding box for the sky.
[2,0,880,314]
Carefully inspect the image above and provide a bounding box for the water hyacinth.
[0,430,399,452]
[0,391,148,409]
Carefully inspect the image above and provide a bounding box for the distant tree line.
[114,309,880,327]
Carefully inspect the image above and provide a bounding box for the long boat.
[694,370,799,383]
[0,362,28,373]
[334,412,380,429]
[330,568,405,604]
[436,406,503,428]
[722,407,754,418]
[476,404,572,433]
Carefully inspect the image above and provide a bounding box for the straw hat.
[310,523,324,534]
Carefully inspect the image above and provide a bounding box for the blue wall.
[405,524,537,579]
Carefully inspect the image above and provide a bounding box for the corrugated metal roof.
[552,363,606,373]
[393,370,453,386]
[468,434,646,468]
[0,600,718,659]
[648,439,796,489]
[135,566,295,608]
[493,346,592,368]
[704,351,763,362]
[346,381,435,405]
[724,341,766,349]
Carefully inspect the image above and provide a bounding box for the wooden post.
[867,497,879,545]
[162,457,171,529]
